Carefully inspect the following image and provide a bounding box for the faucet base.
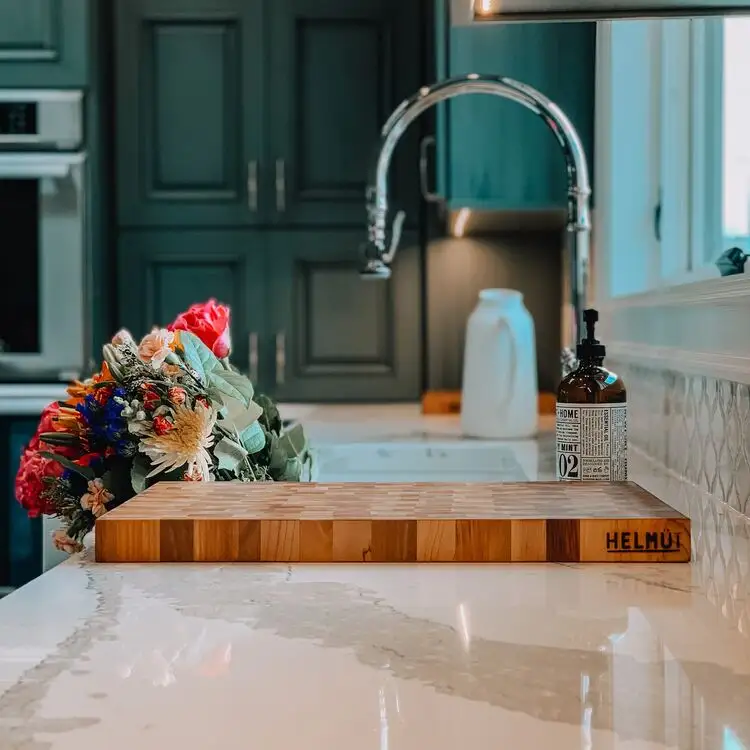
[360,259,392,280]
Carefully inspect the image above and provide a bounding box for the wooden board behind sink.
[94,481,690,564]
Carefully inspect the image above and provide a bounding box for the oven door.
[0,152,87,380]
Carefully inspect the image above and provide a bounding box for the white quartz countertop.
[1,405,749,750]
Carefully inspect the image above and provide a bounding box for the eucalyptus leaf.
[239,421,266,454]
[218,369,255,404]
[214,436,248,473]
[278,423,307,458]
[267,434,288,473]
[179,331,222,383]
[130,455,151,494]
[39,451,94,480]
[207,370,255,407]
[280,456,302,482]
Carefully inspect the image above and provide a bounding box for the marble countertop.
[1,405,749,749]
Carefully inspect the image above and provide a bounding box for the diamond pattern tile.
[612,361,750,516]
[609,360,750,635]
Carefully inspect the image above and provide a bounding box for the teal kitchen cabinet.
[115,0,422,229]
[434,18,596,210]
[0,0,89,87]
[267,0,421,228]
[267,230,421,401]
[117,229,268,388]
[117,228,422,401]
[115,0,266,227]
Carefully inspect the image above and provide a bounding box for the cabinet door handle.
[247,160,258,211]
[248,332,258,384]
[419,135,441,203]
[275,331,286,385]
[275,159,286,212]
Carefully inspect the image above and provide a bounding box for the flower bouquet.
[15,300,310,554]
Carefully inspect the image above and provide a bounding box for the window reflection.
[722,19,750,255]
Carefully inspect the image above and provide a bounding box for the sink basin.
[312,439,550,483]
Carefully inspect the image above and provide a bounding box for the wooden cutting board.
[94,481,690,564]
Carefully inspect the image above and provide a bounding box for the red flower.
[168,299,231,358]
[153,415,174,435]
[15,450,62,518]
[27,402,79,459]
[77,452,104,467]
[140,385,160,412]
[93,385,114,407]
[27,402,61,451]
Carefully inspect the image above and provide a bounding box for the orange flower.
[66,362,114,405]
[80,478,113,517]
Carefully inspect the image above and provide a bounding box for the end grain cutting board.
[95,481,690,564]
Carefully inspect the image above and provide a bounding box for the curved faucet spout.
[362,73,592,371]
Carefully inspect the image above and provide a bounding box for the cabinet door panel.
[0,0,88,86]
[116,0,264,227]
[442,22,595,210]
[117,229,266,387]
[269,0,421,227]
[268,230,421,401]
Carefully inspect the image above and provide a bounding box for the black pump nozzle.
[576,308,606,361]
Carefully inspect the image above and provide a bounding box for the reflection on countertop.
[293,403,555,482]
[0,405,748,750]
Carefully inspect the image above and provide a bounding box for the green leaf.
[214,436,248,473]
[216,369,255,404]
[279,423,307,458]
[207,369,256,407]
[280,456,302,482]
[239,421,266,454]
[39,451,94,480]
[179,331,221,383]
[267,434,288,473]
[38,432,79,446]
[130,455,151,494]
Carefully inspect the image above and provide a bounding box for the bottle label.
[555,403,628,481]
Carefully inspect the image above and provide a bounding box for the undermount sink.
[312,439,551,483]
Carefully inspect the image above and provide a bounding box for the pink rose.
[168,299,231,358]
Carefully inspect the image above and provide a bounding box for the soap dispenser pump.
[556,309,627,481]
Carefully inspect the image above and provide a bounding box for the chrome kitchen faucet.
[360,74,591,374]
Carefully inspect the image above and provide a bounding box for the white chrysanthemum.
[140,401,216,480]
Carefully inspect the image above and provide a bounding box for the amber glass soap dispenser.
[556,309,627,481]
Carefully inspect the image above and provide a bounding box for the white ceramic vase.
[461,289,538,439]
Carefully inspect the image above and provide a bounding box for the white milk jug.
[461,289,538,439]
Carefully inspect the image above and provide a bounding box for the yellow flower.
[138,328,175,369]
[80,478,113,517]
[140,401,216,480]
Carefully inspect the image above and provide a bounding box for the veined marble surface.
[0,405,749,750]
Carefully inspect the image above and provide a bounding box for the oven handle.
[0,152,85,179]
